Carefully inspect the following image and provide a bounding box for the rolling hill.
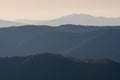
[0,53,119,80]
[0,25,120,61]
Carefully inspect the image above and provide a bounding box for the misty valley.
[0,0,120,79]
[0,24,120,80]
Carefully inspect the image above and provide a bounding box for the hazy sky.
[0,0,120,20]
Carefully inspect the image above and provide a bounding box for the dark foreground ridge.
[0,53,120,80]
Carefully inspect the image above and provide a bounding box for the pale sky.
[0,0,120,20]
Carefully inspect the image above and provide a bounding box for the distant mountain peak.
[15,14,120,26]
[70,13,93,17]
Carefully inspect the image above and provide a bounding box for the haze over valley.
[0,25,120,62]
[0,0,120,80]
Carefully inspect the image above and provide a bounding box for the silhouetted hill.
[0,25,120,61]
[16,14,120,26]
[0,53,119,80]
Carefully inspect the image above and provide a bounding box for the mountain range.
[0,24,120,62]
[16,14,120,26]
[0,14,120,80]
[0,14,120,27]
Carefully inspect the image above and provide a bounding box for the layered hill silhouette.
[0,25,120,61]
[0,53,120,80]
[16,14,120,26]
